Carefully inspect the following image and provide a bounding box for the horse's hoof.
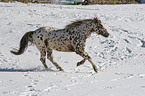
[59,68,64,71]
[94,69,98,73]
[77,61,84,66]
[44,66,48,69]
[58,67,64,71]
[77,62,81,66]
[93,66,98,73]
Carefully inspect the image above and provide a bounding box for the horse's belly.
[48,41,74,52]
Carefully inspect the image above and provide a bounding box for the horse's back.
[33,27,74,52]
[47,29,74,52]
[33,27,58,41]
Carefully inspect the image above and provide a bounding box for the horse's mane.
[65,19,93,28]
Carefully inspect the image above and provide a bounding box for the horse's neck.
[67,22,94,39]
[80,22,94,38]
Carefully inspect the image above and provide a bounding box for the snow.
[0,2,145,96]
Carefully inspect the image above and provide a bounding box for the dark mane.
[65,19,93,28]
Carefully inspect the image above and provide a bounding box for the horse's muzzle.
[104,32,109,37]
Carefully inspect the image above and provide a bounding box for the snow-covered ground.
[0,2,145,96]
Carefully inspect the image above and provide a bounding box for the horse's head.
[92,17,109,37]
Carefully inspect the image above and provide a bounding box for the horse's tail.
[10,31,34,55]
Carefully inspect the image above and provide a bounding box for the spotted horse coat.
[11,17,109,73]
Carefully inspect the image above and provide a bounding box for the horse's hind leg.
[35,42,48,69]
[47,48,64,71]
[40,51,48,69]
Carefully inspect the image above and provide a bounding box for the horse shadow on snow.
[0,67,56,72]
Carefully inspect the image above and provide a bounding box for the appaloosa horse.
[11,17,109,73]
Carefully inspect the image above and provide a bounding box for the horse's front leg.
[47,48,64,71]
[76,50,98,73]
[77,58,86,66]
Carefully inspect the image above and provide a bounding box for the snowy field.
[0,2,145,96]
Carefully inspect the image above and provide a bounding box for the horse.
[10,17,109,73]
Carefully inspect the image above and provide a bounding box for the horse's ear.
[94,17,101,23]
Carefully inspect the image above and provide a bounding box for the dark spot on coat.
[58,47,61,50]
[38,30,41,33]
[70,37,72,40]
[44,39,48,46]
[40,37,43,41]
